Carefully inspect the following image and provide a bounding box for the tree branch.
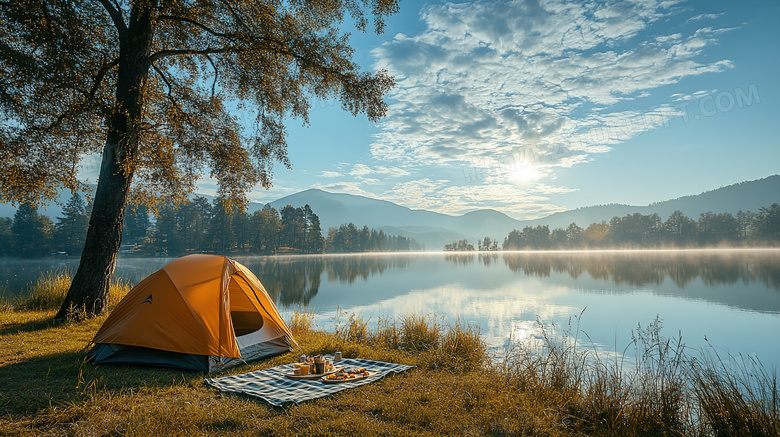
[45,58,119,131]
[86,59,120,101]
[94,0,127,39]
[152,63,174,97]
[149,46,242,63]
[215,0,251,32]
[158,15,236,40]
[206,55,219,98]
[152,63,199,129]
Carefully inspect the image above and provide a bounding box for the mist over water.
[3,249,779,365]
[243,249,780,366]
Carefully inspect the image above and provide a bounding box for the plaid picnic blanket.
[204,358,415,407]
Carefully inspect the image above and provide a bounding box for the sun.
[508,163,541,181]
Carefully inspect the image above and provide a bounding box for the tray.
[321,371,371,384]
[284,369,337,380]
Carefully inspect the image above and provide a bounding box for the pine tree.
[305,208,325,254]
[54,193,90,255]
[122,203,151,246]
[0,217,13,258]
[12,204,53,258]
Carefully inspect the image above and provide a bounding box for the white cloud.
[533,184,579,195]
[247,184,299,204]
[375,165,411,177]
[361,0,736,219]
[319,170,343,178]
[313,181,376,198]
[686,12,724,23]
[377,177,569,219]
[371,0,732,172]
[350,164,373,176]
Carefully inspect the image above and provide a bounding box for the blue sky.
[219,0,780,220]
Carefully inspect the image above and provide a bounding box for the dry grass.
[1,273,778,436]
[691,350,779,437]
[8,270,131,312]
[497,315,779,436]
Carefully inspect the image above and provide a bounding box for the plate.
[321,371,371,384]
[284,369,337,380]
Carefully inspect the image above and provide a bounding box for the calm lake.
[3,249,780,366]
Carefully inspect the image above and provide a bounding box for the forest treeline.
[0,193,421,258]
[444,203,780,250]
[324,222,423,253]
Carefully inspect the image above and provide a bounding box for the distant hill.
[522,175,780,229]
[264,175,780,247]
[3,175,778,249]
[266,189,484,248]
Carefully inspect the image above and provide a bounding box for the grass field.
[1,273,778,436]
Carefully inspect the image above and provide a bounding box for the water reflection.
[240,257,325,306]
[325,255,415,284]
[479,253,500,266]
[286,251,780,367]
[236,254,417,307]
[0,254,418,302]
[440,250,780,290]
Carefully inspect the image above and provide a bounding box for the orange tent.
[87,254,298,372]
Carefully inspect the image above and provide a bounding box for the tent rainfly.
[87,254,298,372]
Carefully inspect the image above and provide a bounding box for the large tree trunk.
[56,4,155,319]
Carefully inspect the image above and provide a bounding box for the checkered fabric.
[204,358,415,407]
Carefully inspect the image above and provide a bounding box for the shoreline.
[2,306,777,436]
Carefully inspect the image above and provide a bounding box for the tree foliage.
[0,0,398,317]
[54,193,90,255]
[0,0,397,207]
[325,223,422,252]
[444,239,475,251]
[11,203,54,258]
[478,237,499,251]
[500,205,780,250]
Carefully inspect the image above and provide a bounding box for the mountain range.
[2,175,778,249]
[263,175,780,248]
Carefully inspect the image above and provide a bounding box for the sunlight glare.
[508,163,541,181]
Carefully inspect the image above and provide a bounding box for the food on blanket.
[324,368,369,381]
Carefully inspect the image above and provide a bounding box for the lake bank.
[2,297,778,436]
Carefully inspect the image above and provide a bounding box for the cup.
[299,364,310,375]
[334,351,342,361]
[314,360,325,374]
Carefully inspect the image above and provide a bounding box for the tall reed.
[497,313,779,436]
[691,350,779,436]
